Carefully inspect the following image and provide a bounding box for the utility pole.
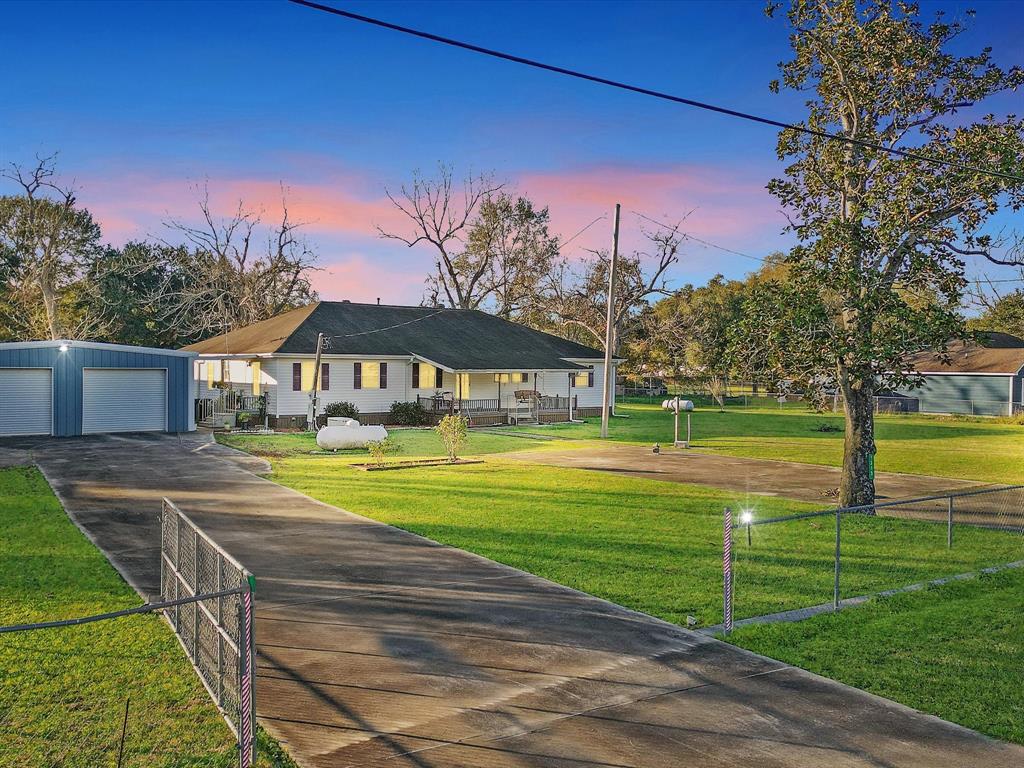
[308,332,325,430]
[600,203,621,439]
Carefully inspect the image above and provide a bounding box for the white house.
[184,301,616,428]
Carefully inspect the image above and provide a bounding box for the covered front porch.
[415,368,602,426]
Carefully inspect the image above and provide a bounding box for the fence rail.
[622,388,1023,418]
[721,485,1024,634]
[160,498,255,767]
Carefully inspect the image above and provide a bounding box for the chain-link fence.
[0,500,255,767]
[852,395,1022,418]
[721,486,1024,633]
[160,498,255,766]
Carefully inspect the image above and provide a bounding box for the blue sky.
[2,0,1022,303]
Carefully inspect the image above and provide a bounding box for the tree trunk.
[838,372,876,509]
[39,266,61,340]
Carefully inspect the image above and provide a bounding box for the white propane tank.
[316,418,389,450]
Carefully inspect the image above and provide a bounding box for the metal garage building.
[0,340,197,437]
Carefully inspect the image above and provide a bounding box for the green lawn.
[218,437,1024,628]
[218,427,545,459]
[728,567,1024,744]
[0,467,293,768]
[506,403,1024,483]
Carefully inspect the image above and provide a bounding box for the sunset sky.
[3,0,1022,305]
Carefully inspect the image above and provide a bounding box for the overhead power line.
[632,210,769,264]
[323,308,448,345]
[558,215,607,253]
[288,0,1024,184]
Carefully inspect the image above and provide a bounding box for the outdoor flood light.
[58,343,69,352]
[740,509,754,545]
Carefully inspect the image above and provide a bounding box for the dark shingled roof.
[183,302,605,370]
[906,332,1024,375]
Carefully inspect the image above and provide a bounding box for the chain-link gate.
[160,498,255,767]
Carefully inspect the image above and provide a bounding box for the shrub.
[435,414,468,463]
[389,400,430,426]
[366,437,399,467]
[324,401,359,420]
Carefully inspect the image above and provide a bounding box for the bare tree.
[153,184,319,341]
[466,193,560,319]
[966,270,1024,339]
[378,165,503,309]
[542,223,685,353]
[0,155,103,339]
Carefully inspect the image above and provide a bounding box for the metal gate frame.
[160,498,255,767]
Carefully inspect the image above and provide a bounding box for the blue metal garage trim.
[0,342,197,436]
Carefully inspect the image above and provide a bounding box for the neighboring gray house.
[0,340,197,437]
[889,332,1024,416]
[185,301,615,428]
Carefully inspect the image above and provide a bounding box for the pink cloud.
[517,164,785,266]
[77,160,786,297]
[80,172,408,245]
[314,253,425,304]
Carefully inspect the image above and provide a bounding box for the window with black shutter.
[435,367,444,388]
[353,362,362,389]
[380,362,388,389]
[412,362,420,389]
[321,363,330,391]
[588,370,594,388]
[292,362,301,391]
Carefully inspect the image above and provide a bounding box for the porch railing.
[195,391,267,426]
[539,395,577,411]
[416,395,578,413]
[417,396,500,413]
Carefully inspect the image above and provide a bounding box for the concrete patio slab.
[505,442,981,503]
[10,432,1020,768]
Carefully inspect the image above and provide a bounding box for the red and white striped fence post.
[239,575,256,768]
[723,506,734,634]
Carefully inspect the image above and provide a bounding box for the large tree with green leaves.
[643,257,789,403]
[745,0,1024,506]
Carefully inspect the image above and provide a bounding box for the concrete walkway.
[12,433,1022,768]
[506,442,980,503]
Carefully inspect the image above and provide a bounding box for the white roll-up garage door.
[0,368,53,436]
[82,368,167,434]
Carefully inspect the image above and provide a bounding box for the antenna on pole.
[600,203,621,439]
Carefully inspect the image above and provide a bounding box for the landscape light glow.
[740,511,754,525]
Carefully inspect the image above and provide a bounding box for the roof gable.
[183,303,317,355]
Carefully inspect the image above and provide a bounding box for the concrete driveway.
[14,433,1022,768]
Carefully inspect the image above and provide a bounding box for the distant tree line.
[0,155,318,346]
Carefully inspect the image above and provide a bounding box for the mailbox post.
[662,398,694,448]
